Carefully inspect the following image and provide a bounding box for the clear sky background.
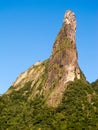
[0,0,98,94]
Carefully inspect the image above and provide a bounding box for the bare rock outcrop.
[6,10,85,107]
[63,10,76,43]
[44,10,81,107]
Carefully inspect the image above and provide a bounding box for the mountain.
[5,10,85,107]
[0,10,98,130]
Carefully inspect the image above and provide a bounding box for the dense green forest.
[0,79,98,130]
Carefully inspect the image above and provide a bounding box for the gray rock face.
[64,10,76,30]
[44,10,81,107]
[63,10,76,43]
[6,10,84,107]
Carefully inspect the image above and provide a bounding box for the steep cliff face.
[45,11,80,86]
[6,10,85,107]
[1,10,98,130]
[44,10,81,106]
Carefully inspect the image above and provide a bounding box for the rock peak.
[63,10,76,43]
[6,10,85,108]
[63,10,76,31]
[44,10,81,106]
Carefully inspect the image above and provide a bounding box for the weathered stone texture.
[44,10,81,106]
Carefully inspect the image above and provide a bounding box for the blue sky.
[0,0,98,94]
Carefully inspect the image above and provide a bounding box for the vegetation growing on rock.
[0,10,98,129]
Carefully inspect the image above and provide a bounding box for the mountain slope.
[0,79,98,129]
[0,10,98,130]
[5,10,85,107]
[92,79,98,94]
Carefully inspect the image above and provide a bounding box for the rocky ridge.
[6,10,85,107]
[44,10,81,106]
[1,10,98,130]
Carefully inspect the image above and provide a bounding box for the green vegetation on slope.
[0,79,98,130]
[92,79,98,94]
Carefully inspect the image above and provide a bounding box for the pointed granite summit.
[43,10,82,106]
[6,10,85,107]
[46,10,80,85]
[1,10,98,129]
